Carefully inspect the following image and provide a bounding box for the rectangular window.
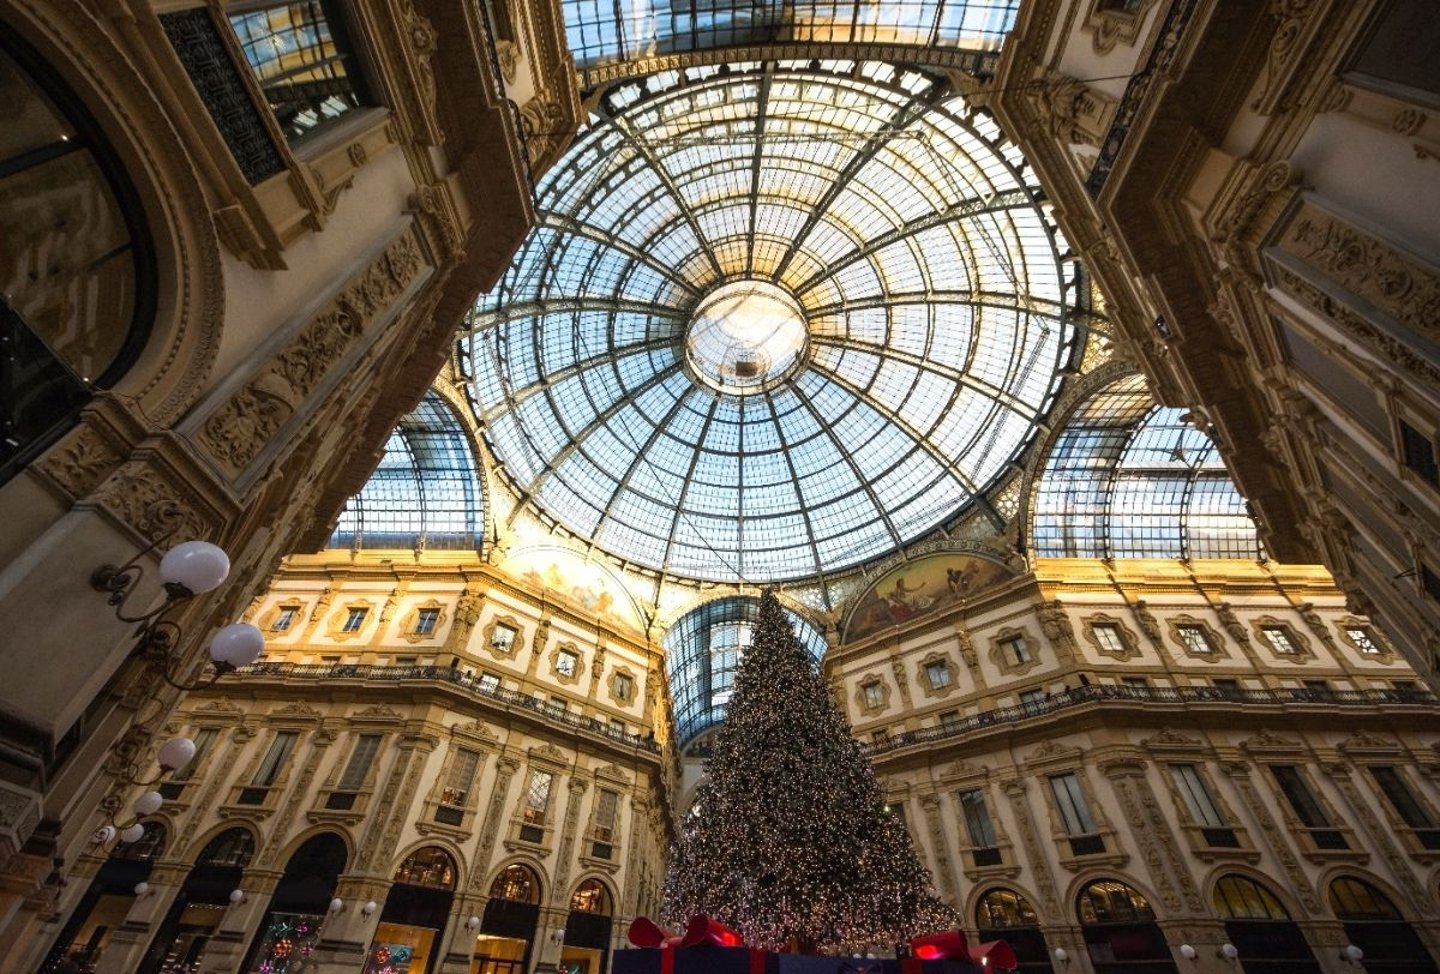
[1170,764,1226,829]
[1424,563,1440,603]
[414,607,440,635]
[341,607,367,633]
[871,729,890,744]
[226,0,372,144]
[477,671,501,693]
[1091,623,1127,654]
[614,673,634,700]
[440,747,481,808]
[396,656,417,666]
[608,717,626,735]
[1272,765,1347,848]
[1122,677,1150,689]
[251,730,299,787]
[1260,626,1299,654]
[1370,767,1437,833]
[940,710,963,732]
[170,726,220,783]
[1303,680,1332,695]
[491,623,518,650]
[1020,689,1048,714]
[959,788,998,849]
[547,696,567,714]
[925,661,951,690]
[863,682,884,709]
[1346,628,1381,654]
[1177,625,1213,654]
[1213,678,1240,692]
[523,770,553,826]
[1400,419,1439,488]
[272,606,298,632]
[1004,635,1031,665]
[594,789,620,841]
[336,734,380,791]
[1049,772,1098,836]
[556,650,578,678]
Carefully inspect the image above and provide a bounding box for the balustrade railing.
[242,662,660,752]
[862,682,1439,756]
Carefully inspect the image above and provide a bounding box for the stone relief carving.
[1218,761,1321,912]
[200,230,424,475]
[1279,202,1440,345]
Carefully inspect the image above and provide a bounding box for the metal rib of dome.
[465,61,1076,583]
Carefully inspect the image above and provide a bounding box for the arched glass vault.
[464,60,1079,585]
[1030,374,1261,560]
[665,597,827,744]
[559,1,1019,71]
[330,391,483,551]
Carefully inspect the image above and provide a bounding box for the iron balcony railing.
[241,662,661,753]
[863,683,1440,757]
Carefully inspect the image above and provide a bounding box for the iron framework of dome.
[462,61,1080,584]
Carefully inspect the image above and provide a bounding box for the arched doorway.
[1211,875,1320,972]
[139,826,254,974]
[365,847,459,974]
[0,24,157,487]
[42,822,167,972]
[1077,879,1176,974]
[562,879,615,974]
[245,832,348,973]
[976,887,1053,973]
[1328,876,1438,972]
[474,864,542,974]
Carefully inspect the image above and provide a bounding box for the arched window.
[1213,875,1290,920]
[975,888,1051,973]
[489,864,540,904]
[1328,876,1437,971]
[1077,880,1174,974]
[1077,879,1156,925]
[977,888,1040,928]
[330,390,483,551]
[0,31,155,486]
[1032,374,1261,560]
[1328,877,1402,921]
[1213,875,1320,971]
[569,879,612,915]
[664,596,827,744]
[393,847,457,889]
[195,827,255,868]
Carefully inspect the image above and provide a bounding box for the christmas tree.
[665,590,956,952]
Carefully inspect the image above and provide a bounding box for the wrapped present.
[617,917,770,974]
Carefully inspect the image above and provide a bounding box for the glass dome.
[464,61,1077,583]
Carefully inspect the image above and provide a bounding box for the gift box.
[614,946,774,974]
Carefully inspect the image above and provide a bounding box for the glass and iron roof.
[330,391,483,551]
[665,596,827,744]
[1031,374,1262,560]
[560,0,1019,70]
[463,61,1078,584]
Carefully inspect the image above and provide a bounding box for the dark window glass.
[1400,420,1439,487]
[1370,766,1434,829]
[227,0,372,143]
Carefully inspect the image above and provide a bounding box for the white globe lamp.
[159,541,230,595]
[210,623,265,669]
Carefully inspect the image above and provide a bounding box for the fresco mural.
[501,546,646,631]
[843,551,1017,643]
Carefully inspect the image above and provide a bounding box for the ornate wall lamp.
[92,539,265,689]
